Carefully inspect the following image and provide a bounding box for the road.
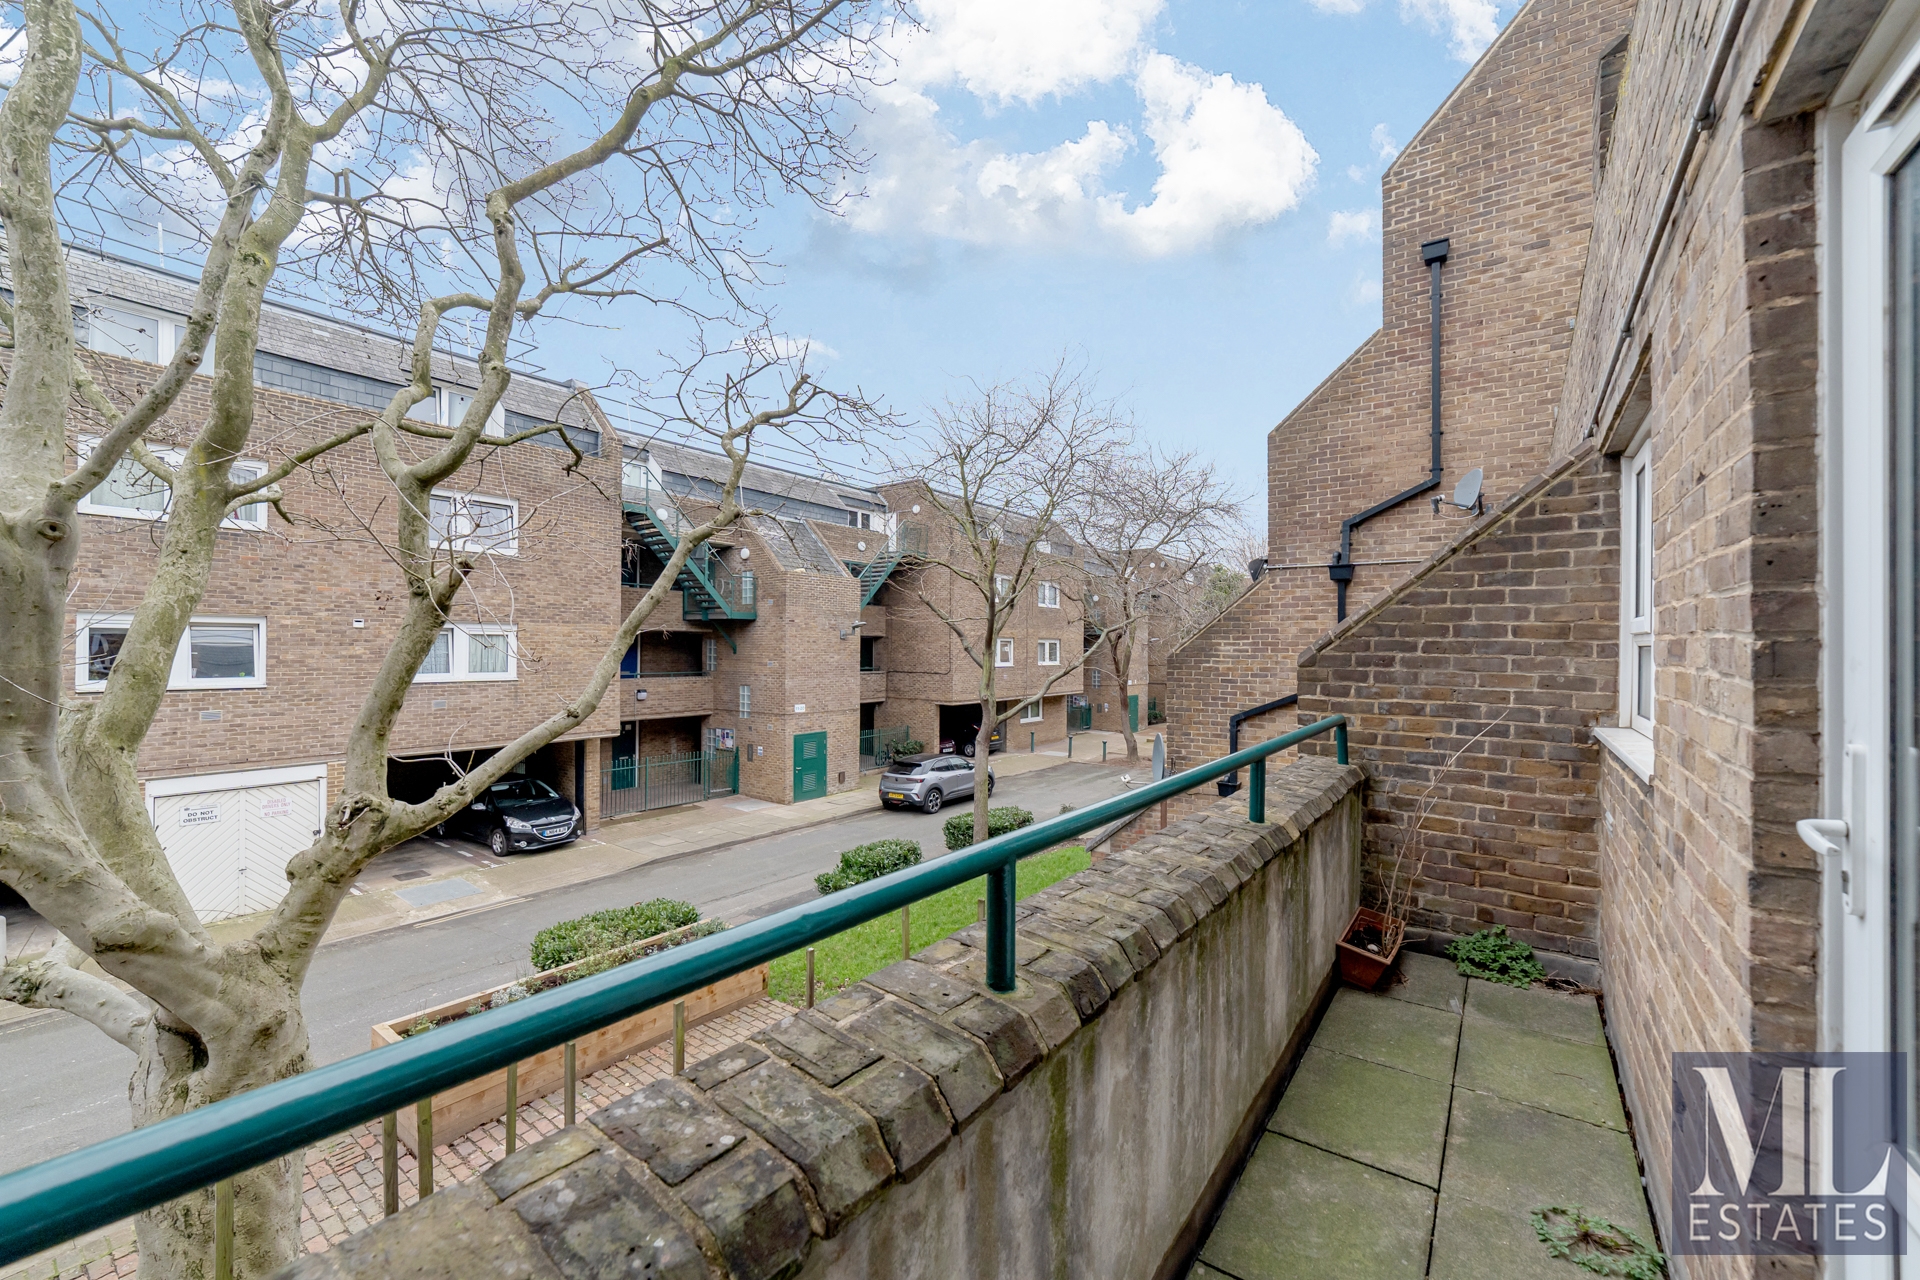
[0,762,1131,1175]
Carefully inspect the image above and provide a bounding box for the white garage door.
[149,767,326,921]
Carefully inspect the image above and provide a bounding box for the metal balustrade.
[0,716,1347,1270]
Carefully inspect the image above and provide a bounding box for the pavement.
[0,745,1156,1177]
[1192,953,1655,1279]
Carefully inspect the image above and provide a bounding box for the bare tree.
[1064,444,1239,760]
[887,364,1127,842]
[0,1,890,1275]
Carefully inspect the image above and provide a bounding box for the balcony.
[859,668,887,702]
[615,673,716,717]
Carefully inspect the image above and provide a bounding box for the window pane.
[418,630,451,676]
[93,455,171,514]
[467,500,515,551]
[228,462,264,526]
[1892,146,1920,1161]
[429,494,456,542]
[1633,461,1648,619]
[87,627,127,682]
[468,632,509,674]
[190,625,257,680]
[1635,643,1652,723]
[86,307,161,363]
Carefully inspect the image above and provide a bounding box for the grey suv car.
[877,753,995,813]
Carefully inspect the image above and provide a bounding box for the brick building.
[1167,0,1920,1268]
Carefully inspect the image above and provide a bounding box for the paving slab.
[1268,1046,1451,1188]
[1464,980,1605,1046]
[1310,987,1460,1083]
[1454,1018,1627,1131]
[1441,1089,1652,1236]
[1383,950,1467,1014]
[1428,1189,1612,1280]
[1198,1135,1435,1279]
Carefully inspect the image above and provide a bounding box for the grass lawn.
[767,845,1091,1005]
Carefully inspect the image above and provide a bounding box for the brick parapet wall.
[1297,450,1618,960]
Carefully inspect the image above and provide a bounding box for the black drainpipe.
[1217,693,1299,797]
[1329,237,1451,621]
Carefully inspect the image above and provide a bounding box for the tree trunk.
[1109,632,1140,761]
[130,983,312,1280]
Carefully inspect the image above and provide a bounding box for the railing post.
[213,1178,233,1280]
[672,1002,686,1073]
[416,1099,434,1198]
[505,1062,518,1155]
[805,947,816,1008]
[382,1114,398,1217]
[986,858,1017,992]
[1249,758,1266,824]
[901,905,911,959]
[1336,722,1349,765]
[563,1042,577,1126]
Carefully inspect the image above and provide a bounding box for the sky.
[609,0,1523,512]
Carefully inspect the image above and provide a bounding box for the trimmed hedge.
[943,806,1035,851]
[815,839,922,896]
[531,897,700,971]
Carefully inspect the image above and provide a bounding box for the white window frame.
[993,574,1012,603]
[75,613,267,692]
[430,490,519,555]
[738,684,752,716]
[81,301,213,369]
[1037,580,1060,608]
[411,624,518,683]
[995,638,1014,667]
[1619,433,1654,737]
[74,438,268,530]
[1037,639,1061,666]
[1020,701,1044,723]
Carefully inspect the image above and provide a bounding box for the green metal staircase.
[623,500,757,623]
[845,523,926,607]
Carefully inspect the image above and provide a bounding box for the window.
[75,439,267,529]
[1020,701,1043,723]
[412,624,517,682]
[1037,540,1052,554]
[1090,668,1102,689]
[995,638,1014,667]
[738,684,752,716]
[1037,581,1060,608]
[75,614,266,691]
[430,491,518,554]
[1037,639,1061,666]
[1620,437,1654,735]
[704,637,718,673]
[993,574,1012,602]
[847,510,873,529]
[81,303,214,369]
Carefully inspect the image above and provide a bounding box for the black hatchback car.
[440,777,582,855]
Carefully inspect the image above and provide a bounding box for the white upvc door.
[1829,12,1920,1273]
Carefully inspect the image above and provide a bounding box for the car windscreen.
[488,778,560,807]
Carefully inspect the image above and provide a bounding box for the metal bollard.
[505,1062,519,1155]
[1102,740,1108,762]
[673,1001,686,1073]
[901,905,912,959]
[382,1114,398,1217]
[417,1099,434,1198]
[563,1042,577,1127]
[805,947,816,1008]
[214,1178,233,1280]
[1029,732,1035,753]
[1249,758,1266,824]
[1067,735,1073,758]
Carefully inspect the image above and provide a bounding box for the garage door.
[150,771,326,921]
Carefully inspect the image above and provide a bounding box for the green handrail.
[0,716,1348,1266]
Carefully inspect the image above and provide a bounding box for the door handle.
[1798,745,1871,919]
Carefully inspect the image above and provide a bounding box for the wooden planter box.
[370,929,767,1154]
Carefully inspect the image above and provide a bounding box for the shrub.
[896,739,924,756]
[815,839,923,895]
[531,897,700,971]
[1445,926,1546,988]
[943,806,1035,851]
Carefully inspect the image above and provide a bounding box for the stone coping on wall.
[279,756,1363,1280]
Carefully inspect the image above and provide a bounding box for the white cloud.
[1371,123,1400,160]
[1400,0,1501,60]
[1327,209,1378,247]
[849,57,1314,256]
[899,0,1165,104]
[1304,0,1368,13]
[1349,273,1383,306]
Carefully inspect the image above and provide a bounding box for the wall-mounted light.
[856,540,867,552]
[911,504,921,514]
[352,619,366,628]
[738,547,751,561]
[635,688,648,701]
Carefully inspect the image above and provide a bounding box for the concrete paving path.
[1192,952,1655,1279]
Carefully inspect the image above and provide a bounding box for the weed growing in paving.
[1446,925,1547,987]
[1531,1205,1666,1278]
[769,845,1090,1004]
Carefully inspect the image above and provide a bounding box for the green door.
[792,731,827,800]
[1128,695,1139,733]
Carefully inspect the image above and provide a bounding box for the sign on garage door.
[147,766,327,921]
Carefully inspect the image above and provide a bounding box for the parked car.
[937,724,1006,756]
[439,777,582,855]
[877,754,996,813]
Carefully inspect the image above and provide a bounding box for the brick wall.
[1164,0,1632,772]
[1296,452,1618,959]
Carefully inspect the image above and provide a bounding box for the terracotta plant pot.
[1337,907,1403,991]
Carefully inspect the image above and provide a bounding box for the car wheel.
[987,777,996,796]
[923,789,943,814]
[961,741,976,757]
[489,827,508,857]
[432,822,447,838]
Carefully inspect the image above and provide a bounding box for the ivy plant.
[1531,1205,1667,1279]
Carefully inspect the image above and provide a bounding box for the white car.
[877,754,996,813]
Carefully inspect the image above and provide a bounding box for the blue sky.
[596,0,1520,510]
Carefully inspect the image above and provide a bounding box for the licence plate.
[539,826,567,839]
[885,793,905,801]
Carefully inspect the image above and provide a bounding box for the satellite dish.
[1452,467,1484,510]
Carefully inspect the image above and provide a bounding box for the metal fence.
[1067,701,1093,732]
[0,720,1347,1271]
[858,725,912,770]
[601,748,738,818]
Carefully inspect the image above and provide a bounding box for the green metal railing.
[858,725,911,769]
[0,716,1347,1269]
